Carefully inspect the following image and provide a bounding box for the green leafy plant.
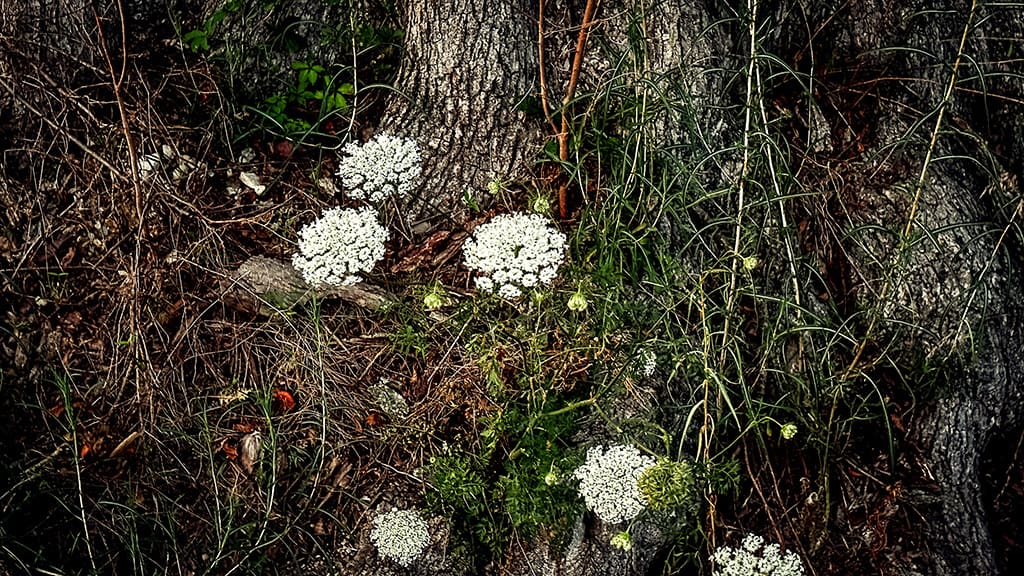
[181,0,241,52]
[427,406,583,564]
[259,60,354,134]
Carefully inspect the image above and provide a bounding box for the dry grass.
[0,8,501,572]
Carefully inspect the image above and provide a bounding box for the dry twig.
[538,0,600,219]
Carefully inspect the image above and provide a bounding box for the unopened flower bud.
[610,531,633,551]
[531,195,551,214]
[780,423,798,440]
[423,291,444,311]
[568,291,588,312]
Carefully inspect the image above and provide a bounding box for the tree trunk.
[764,1,1024,574]
[380,0,543,230]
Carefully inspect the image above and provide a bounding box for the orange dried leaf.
[273,390,295,411]
[222,440,238,460]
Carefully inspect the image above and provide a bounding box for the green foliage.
[492,408,583,538]
[182,0,241,52]
[385,301,434,359]
[428,407,583,563]
[179,0,404,141]
[259,60,354,134]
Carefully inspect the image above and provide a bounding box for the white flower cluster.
[337,133,422,203]
[292,207,388,287]
[370,508,430,567]
[636,348,657,378]
[573,444,655,524]
[368,379,409,418]
[711,534,804,576]
[462,212,567,299]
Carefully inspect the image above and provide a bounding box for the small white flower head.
[463,212,567,299]
[573,444,656,524]
[610,531,633,551]
[368,379,409,418]
[780,423,798,440]
[292,207,388,287]
[635,348,657,378]
[370,508,430,567]
[711,534,805,576]
[337,133,421,204]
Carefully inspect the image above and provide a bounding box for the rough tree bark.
[763,2,1024,574]
[379,0,543,230]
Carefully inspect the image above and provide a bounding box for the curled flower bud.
[610,531,633,551]
[423,291,445,311]
[568,290,589,312]
[531,194,552,214]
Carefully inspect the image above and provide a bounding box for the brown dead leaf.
[232,421,259,433]
[60,245,76,268]
[890,411,905,433]
[222,440,238,460]
[60,310,83,330]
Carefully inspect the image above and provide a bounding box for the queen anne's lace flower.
[711,534,804,576]
[370,508,430,566]
[337,133,421,203]
[292,207,388,287]
[636,348,657,378]
[573,444,656,524]
[462,212,567,299]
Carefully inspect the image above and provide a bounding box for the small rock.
[137,153,162,179]
[239,172,267,196]
[238,147,256,164]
